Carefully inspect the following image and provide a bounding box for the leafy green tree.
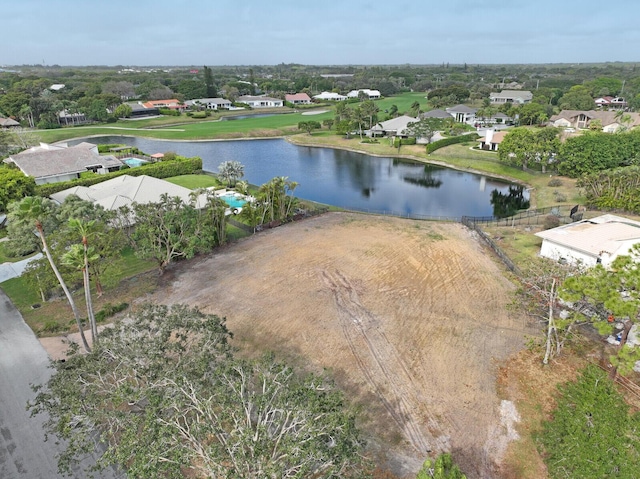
[0,167,36,211]
[131,194,204,274]
[540,365,640,478]
[13,197,90,351]
[558,85,594,111]
[113,103,132,118]
[561,246,640,377]
[217,160,245,187]
[410,100,421,117]
[406,117,446,144]
[498,127,560,171]
[361,100,380,128]
[28,304,367,478]
[351,106,366,140]
[322,118,334,130]
[517,102,546,126]
[298,120,321,134]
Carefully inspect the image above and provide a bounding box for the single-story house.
[285,93,312,105]
[50,174,210,222]
[549,110,640,133]
[142,99,187,110]
[446,105,477,124]
[420,109,454,120]
[4,142,123,185]
[127,102,161,118]
[478,130,507,151]
[0,117,20,128]
[347,89,381,99]
[184,98,232,110]
[489,90,533,105]
[368,115,418,137]
[535,214,640,268]
[237,95,284,108]
[58,110,88,126]
[313,91,347,101]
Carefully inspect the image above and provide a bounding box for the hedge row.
[393,137,417,147]
[35,156,203,197]
[426,133,480,154]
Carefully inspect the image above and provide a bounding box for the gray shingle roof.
[6,143,122,180]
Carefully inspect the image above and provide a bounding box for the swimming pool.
[122,158,148,167]
[219,193,247,209]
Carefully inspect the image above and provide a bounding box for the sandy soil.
[39,212,535,477]
[140,212,534,478]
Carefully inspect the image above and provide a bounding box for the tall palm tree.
[67,218,100,343]
[16,197,90,352]
[361,100,379,130]
[62,244,99,346]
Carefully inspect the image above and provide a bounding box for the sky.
[4,0,640,66]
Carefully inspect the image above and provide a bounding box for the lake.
[73,136,528,219]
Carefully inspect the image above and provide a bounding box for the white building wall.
[539,240,598,267]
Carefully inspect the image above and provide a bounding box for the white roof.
[347,89,381,98]
[50,174,209,213]
[313,91,347,100]
[370,115,418,134]
[535,214,640,257]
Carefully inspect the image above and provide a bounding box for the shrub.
[393,137,416,147]
[426,133,480,154]
[95,302,129,323]
[42,319,62,333]
[553,191,567,202]
[543,215,561,230]
[35,156,202,197]
[547,178,563,187]
[158,108,181,116]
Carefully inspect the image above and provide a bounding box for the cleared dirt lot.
[152,212,536,478]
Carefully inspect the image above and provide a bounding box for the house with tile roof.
[535,214,640,268]
[478,130,508,151]
[446,105,477,124]
[142,99,186,110]
[184,98,232,110]
[368,115,418,137]
[285,93,312,105]
[4,142,123,185]
[549,110,640,133]
[236,96,283,108]
[50,174,209,220]
[489,90,533,105]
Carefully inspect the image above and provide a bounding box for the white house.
[236,95,283,108]
[184,98,232,110]
[478,130,507,151]
[446,105,477,124]
[285,93,312,105]
[535,214,640,268]
[489,90,533,105]
[313,91,347,101]
[368,115,417,137]
[347,89,381,99]
[4,142,122,185]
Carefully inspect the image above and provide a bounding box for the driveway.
[0,289,121,478]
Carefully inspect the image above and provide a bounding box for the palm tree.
[351,107,366,140]
[361,100,379,130]
[62,244,100,346]
[16,197,90,352]
[410,101,421,117]
[67,218,100,343]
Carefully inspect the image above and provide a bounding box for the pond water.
[74,136,528,219]
[220,113,277,121]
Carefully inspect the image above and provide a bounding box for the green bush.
[426,133,480,154]
[95,302,129,323]
[540,365,640,478]
[547,178,563,187]
[158,108,181,116]
[42,319,62,333]
[35,156,203,197]
[393,137,417,147]
[543,215,561,230]
[553,191,567,202]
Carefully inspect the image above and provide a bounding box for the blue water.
[220,194,247,209]
[72,136,528,219]
[123,158,148,167]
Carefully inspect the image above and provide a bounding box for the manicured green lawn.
[33,92,433,144]
[165,174,221,189]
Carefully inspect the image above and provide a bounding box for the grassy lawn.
[33,92,433,144]
[164,174,221,189]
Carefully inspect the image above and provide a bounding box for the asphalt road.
[0,289,122,478]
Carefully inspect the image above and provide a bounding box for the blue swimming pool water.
[123,158,148,167]
[220,194,247,209]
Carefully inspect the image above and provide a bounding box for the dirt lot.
[143,212,536,478]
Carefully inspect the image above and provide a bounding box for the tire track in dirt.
[321,269,448,455]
